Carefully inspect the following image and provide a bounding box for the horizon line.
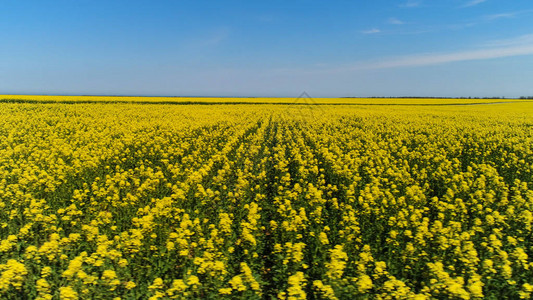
[0,93,528,99]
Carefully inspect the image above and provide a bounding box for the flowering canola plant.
[0,101,532,299]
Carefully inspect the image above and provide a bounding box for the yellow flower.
[467,274,484,298]
[125,281,137,290]
[102,269,117,281]
[0,259,27,291]
[167,279,188,298]
[219,287,232,295]
[59,286,78,300]
[41,266,52,278]
[149,278,164,290]
[313,280,338,299]
[0,235,17,252]
[36,278,50,294]
[62,256,84,278]
[326,245,348,279]
[286,272,307,300]
[229,275,246,291]
[356,275,373,293]
[187,275,200,287]
[118,259,128,268]
[319,232,329,245]
[519,283,533,299]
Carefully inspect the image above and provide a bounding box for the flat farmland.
[1,100,532,299]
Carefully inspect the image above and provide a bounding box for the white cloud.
[445,10,531,31]
[462,0,487,8]
[483,34,533,47]
[484,9,533,20]
[388,18,405,25]
[484,13,516,20]
[399,0,421,8]
[361,28,381,34]
[447,22,477,30]
[348,41,533,70]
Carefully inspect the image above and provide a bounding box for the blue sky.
[1,0,533,97]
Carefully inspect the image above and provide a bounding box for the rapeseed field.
[0,95,521,105]
[0,101,532,299]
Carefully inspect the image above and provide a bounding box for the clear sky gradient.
[1,0,533,97]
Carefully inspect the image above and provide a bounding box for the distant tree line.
[342,96,533,99]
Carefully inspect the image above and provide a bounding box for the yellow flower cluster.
[0,100,532,298]
[1,94,521,104]
[0,260,27,292]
